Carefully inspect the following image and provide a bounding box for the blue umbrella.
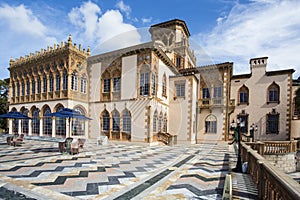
[0,111,32,119]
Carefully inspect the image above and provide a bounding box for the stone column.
[28,120,32,136]
[52,117,56,138]
[39,118,43,136]
[9,119,13,134]
[66,118,70,138]
[18,120,21,134]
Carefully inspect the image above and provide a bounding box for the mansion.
[7,19,300,144]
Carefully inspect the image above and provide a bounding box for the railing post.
[257,160,264,200]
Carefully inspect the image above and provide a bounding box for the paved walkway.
[0,135,258,199]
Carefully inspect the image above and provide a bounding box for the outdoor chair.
[78,138,86,149]
[10,134,24,146]
[58,137,73,153]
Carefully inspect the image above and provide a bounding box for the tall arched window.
[49,73,54,92]
[112,110,120,131]
[268,82,279,103]
[163,113,167,133]
[153,111,158,133]
[238,85,249,104]
[32,108,40,135]
[22,109,29,135]
[31,79,35,94]
[139,65,150,96]
[21,81,25,96]
[37,77,41,94]
[56,72,60,91]
[158,112,163,132]
[63,70,68,90]
[162,73,167,97]
[73,107,85,136]
[17,83,20,96]
[71,71,78,91]
[43,107,52,136]
[122,109,131,133]
[26,79,30,95]
[102,110,110,131]
[12,83,15,97]
[43,75,47,93]
[205,114,217,133]
[80,74,87,93]
[55,105,66,137]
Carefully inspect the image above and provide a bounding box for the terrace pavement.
[0,135,257,199]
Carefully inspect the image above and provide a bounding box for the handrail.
[245,141,297,155]
[241,142,300,199]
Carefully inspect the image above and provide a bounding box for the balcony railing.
[199,98,223,108]
[246,141,297,155]
[241,142,300,199]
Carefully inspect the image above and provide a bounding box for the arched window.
[17,83,20,96]
[21,109,29,135]
[32,108,40,135]
[158,112,163,132]
[73,107,85,136]
[49,73,54,92]
[12,83,15,97]
[26,79,30,95]
[63,70,68,90]
[122,110,131,133]
[43,75,47,93]
[163,113,167,132]
[31,79,35,94]
[71,71,78,91]
[80,74,87,93]
[112,110,120,131]
[55,105,66,137]
[238,85,249,104]
[139,65,150,96]
[267,109,279,134]
[43,107,52,136]
[37,77,41,94]
[153,111,158,133]
[268,82,279,103]
[162,73,167,97]
[205,114,217,133]
[21,81,25,96]
[102,110,110,131]
[56,72,60,91]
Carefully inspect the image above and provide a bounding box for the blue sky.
[0,0,299,79]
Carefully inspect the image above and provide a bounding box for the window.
[158,113,162,132]
[26,80,30,95]
[43,107,52,136]
[22,81,25,96]
[267,109,279,134]
[202,88,210,99]
[122,110,131,133]
[175,82,185,97]
[32,80,35,94]
[237,114,248,133]
[37,77,41,94]
[151,74,156,95]
[12,84,15,97]
[71,72,78,91]
[153,111,157,133]
[102,110,110,131]
[73,107,85,136]
[140,72,150,96]
[112,110,120,131]
[49,74,54,92]
[103,78,111,93]
[163,113,167,132]
[55,106,66,137]
[22,109,29,134]
[113,77,120,92]
[32,108,39,135]
[56,73,60,91]
[43,75,47,93]
[81,75,87,93]
[214,87,222,98]
[176,56,181,67]
[268,83,279,103]
[162,74,167,97]
[63,71,68,90]
[205,115,217,133]
[239,85,249,104]
[17,83,20,96]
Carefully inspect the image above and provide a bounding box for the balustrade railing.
[241,142,300,199]
[246,141,297,156]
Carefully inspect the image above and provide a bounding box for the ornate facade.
[7,19,297,143]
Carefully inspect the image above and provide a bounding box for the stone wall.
[264,153,296,173]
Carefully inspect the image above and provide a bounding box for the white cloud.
[193,0,300,78]
[68,1,101,41]
[116,1,131,17]
[0,4,47,36]
[141,17,152,24]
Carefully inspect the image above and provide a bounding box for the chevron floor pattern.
[0,136,258,199]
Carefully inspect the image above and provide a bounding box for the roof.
[150,19,190,37]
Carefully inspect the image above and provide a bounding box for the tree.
[0,78,9,130]
[296,87,300,113]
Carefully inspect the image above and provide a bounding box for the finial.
[68,34,72,45]
[9,57,14,65]
[87,46,91,55]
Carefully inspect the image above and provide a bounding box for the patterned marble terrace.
[0,135,258,199]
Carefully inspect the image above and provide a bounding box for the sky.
[0,0,299,79]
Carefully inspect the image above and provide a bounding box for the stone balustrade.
[241,142,300,199]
